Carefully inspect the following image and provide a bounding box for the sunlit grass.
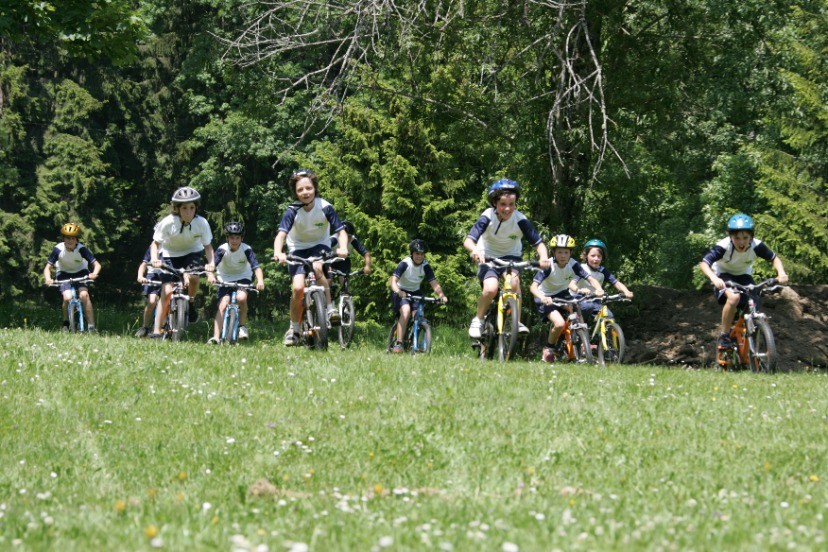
[1,326,826,550]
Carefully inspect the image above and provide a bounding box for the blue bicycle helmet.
[583,238,608,259]
[727,213,755,234]
[487,178,520,205]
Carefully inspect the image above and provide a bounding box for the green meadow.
[1,322,826,551]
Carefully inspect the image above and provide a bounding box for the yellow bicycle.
[581,293,630,366]
[473,257,540,361]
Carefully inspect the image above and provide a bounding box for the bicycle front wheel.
[571,327,594,364]
[225,308,239,345]
[171,298,188,342]
[748,318,777,373]
[338,295,355,349]
[479,315,496,360]
[68,301,81,333]
[597,322,626,366]
[413,321,432,353]
[497,297,520,361]
[309,290,328,350]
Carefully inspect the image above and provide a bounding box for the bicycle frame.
[286,254,343,349]
[387,295,441,353]
[214,280,258,344]
[586,293,630,363]
[548,296,594,364]
[717,279,782,372]
[155,264,205,341]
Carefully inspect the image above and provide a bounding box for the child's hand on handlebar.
[274,252,287,264]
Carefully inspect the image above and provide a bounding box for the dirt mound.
[621,285,828,371]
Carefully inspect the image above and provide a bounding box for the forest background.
[1,0,826,325]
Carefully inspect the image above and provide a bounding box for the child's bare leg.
[396,304,411,343]
[290,274,305,324]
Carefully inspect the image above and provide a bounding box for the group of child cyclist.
[43,170,789,361]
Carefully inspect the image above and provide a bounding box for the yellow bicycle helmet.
[60,223,81,237]
[551,234,576,249]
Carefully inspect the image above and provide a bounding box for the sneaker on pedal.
[61,322,70,333]
[717,333,733,350]
[238,326,249,340]
[518,322,530,334]
[391,342,404,354]
[134,326,150,338]
[207,337,219,345]
[468,317,482,339]
[87,325,97,333]
[148,332,165,339]
[328,308,341,326]
[542,346,556,363]
[283,328,299,347]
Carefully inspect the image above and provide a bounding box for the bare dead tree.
[219,0,625,180]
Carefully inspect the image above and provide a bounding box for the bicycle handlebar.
[483,257,543,271]
[405,295,444,304]
[212,280,260,292]
[155,263,207,277]
[547,296,583,307]
[574,292,631,304]
[724,278,783,295]
[330,268,364,277]
[285,253,344,268]
[47,276,93,287]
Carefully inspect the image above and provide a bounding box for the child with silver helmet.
[388,239,448,353]
[699,213,788,350]
[148,186,215,337]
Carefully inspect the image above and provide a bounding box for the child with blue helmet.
[464,178,549,338]
[699,213,788,350]
[569,239,633,319]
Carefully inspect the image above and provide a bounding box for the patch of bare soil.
[620,285,828,371]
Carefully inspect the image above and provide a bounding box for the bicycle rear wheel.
[748,318,777,373]
[497,297,520,361]
[338,295,355,349]
[571,327,594,364]
[225,308,239,345]
[597,322,626,366]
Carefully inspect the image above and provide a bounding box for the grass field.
[1,318,827,550]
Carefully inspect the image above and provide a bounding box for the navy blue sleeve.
[323,205,345,234]
[423,262,437,282]
[572,261,589,280]
[701,245,726,266]
[534,269,549,284]
[754,242,776,262]
[392,261,409,279]
[245,247,260,270]
[47,246,60,266]
[601,266,618,286]
[517,218,543,246]
[214,248,226,266]
[79,245,97,265]
[351,236,369,256]
[142,247,152,263]
[466,215,490,243]
[277,206,298,234]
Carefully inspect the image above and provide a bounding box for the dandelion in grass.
[178,471,187,481]
[809,475,819,482]
[145,525,159,539]
[114,499,126,514]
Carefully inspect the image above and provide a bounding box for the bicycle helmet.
[727,213,755,234]
[583,238,608,258]
[409,239,428,254]
[171,186,201,204]
[224,221,244,235]
[487,178,520,205]
[60,222,81,237]
[342,220,356,236]
[551,234,576,249]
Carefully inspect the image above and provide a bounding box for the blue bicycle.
[48,276,93,333]
[212,280,258,344]
[386,295,442,354]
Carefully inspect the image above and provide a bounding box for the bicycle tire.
[571,327,594,364]
[412,320,432,353]
[479,315,497,360]
[497,297,520,361]
[309,290,328,350]
[386,323,399,353]
[226,308,239,345]
[338,295,355,349]
[68,300,80,333]
[748,318,777,373]
[171,298,188,342]
[597,322,626,366]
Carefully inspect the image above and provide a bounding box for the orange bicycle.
[716,278,784,373]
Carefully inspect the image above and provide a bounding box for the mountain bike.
[48,276,93,333]
[545,296,595,364]
[330,267,361,349]
[212,280,259,344]
[581,293,630,366]
[286,254,342,351]
[472,257,541,361]
[386,295,442,354]
[717,278,784,373]
[155,264,206,342]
